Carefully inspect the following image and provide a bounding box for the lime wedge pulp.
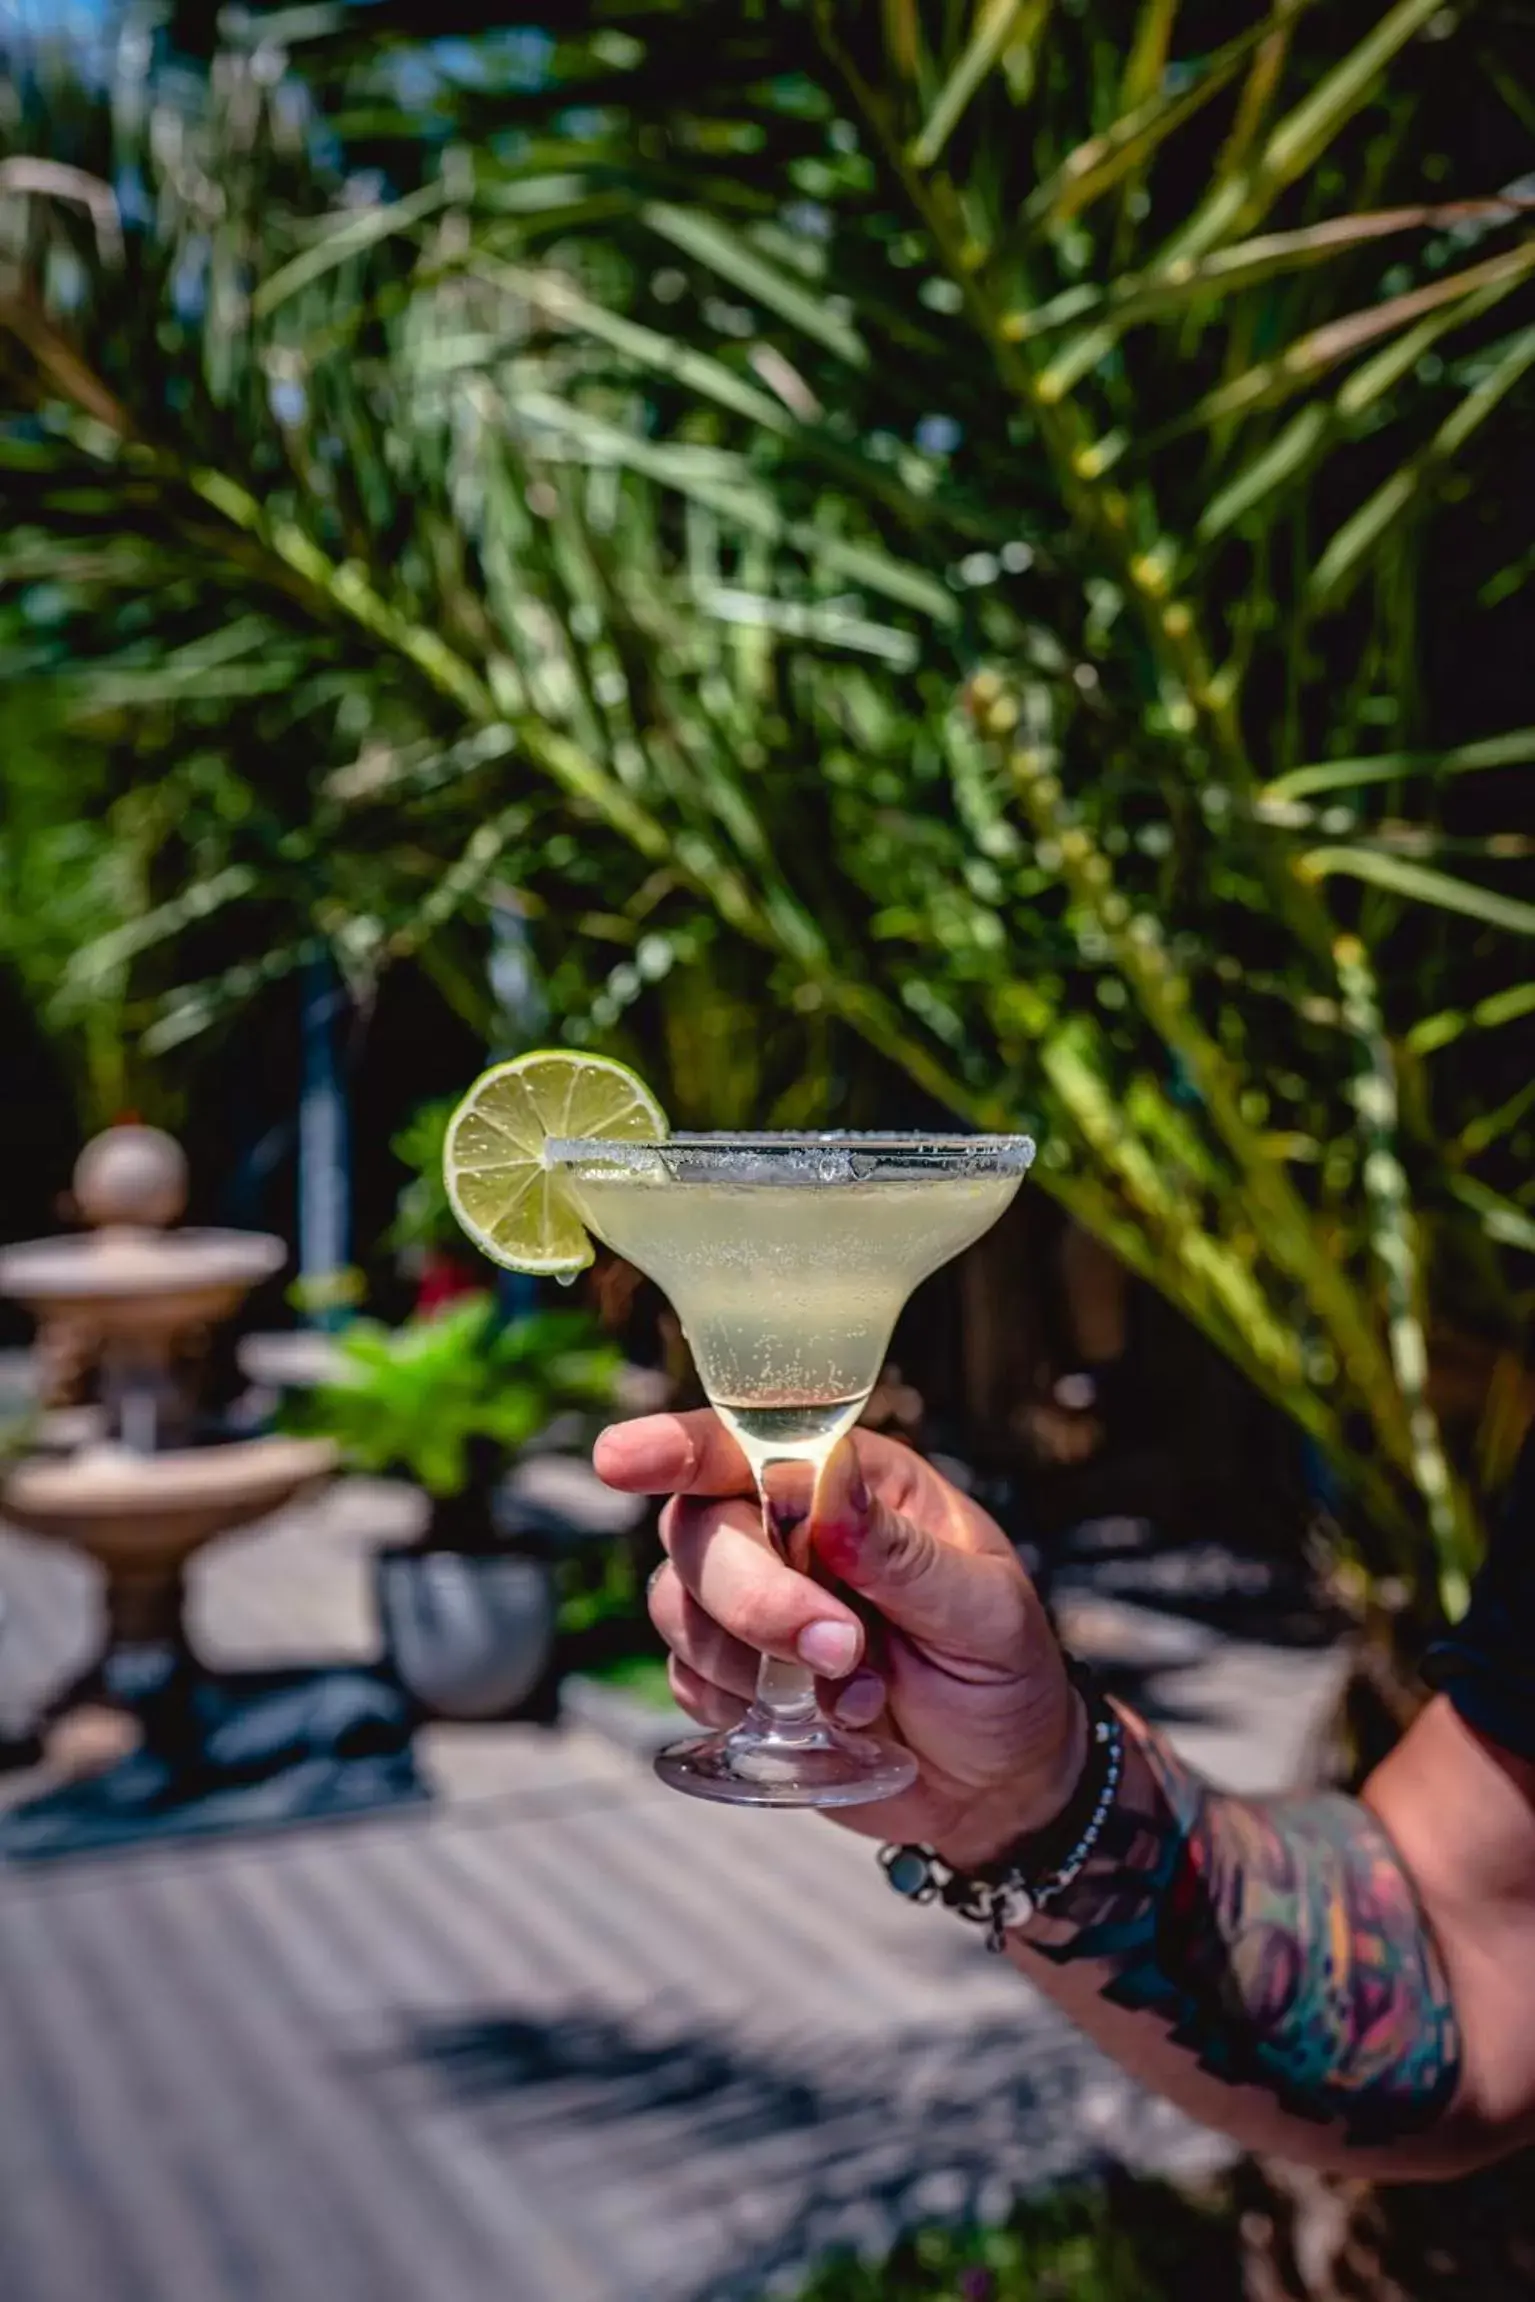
[443,1050,668,1275]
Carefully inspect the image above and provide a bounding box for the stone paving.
[0,1475,1345,2302]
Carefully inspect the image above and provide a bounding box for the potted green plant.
[291,1295,621,1720]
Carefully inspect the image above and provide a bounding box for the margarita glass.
[546,1131,1034,1806]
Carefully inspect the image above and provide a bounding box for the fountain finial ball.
[73,1125,189,1231]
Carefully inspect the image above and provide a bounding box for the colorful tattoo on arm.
[1030,1712,1461,2146]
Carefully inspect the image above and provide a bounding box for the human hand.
[593,1411,1085,1863]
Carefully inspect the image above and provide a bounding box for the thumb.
[808,1438,1025,1669]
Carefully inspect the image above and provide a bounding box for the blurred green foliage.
[384,1094,460,1257]
[1,1,1531,1594]
[289,1294,619,1496]
[786,2175,1240,2300]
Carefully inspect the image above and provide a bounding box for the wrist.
[936,1682,1091,1872]
[881,1675,1126,1951]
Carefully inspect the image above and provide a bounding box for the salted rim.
[544,1130,1037,1183]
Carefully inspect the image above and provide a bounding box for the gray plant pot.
[375,1545,557,1722]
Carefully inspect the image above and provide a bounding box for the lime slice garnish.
[443,1050,668,1276]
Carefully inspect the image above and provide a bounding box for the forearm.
[979,1705,1474,2173]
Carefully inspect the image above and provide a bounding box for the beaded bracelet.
[879,1668,1124,1953]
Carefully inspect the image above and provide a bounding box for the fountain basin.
[0,1228,286,1345]
[2,1437,336,1669]
[3,1436,335,1554]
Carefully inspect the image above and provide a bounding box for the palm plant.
[2,0,1532,1604]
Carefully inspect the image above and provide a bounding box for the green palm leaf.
[4,0,1531,1591]
[1298,850,1535,936]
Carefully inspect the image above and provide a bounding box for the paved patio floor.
[0,1476,1341,2302]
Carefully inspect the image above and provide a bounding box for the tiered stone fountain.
[0,1127,343,1842]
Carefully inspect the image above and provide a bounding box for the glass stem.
[752,1653,819,1724]
[750,1460,821,1728]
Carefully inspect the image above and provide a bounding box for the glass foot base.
[653,1715,918,1809]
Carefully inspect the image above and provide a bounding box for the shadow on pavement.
[373,2000,1221,2300]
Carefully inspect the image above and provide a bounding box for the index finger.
[593,1408,754,1496]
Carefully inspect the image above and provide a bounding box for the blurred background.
[0,0,1531,2295]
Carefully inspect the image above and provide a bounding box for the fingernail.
[833,1670,885,1727]
[797,1621,859,1675]
[767,1494,811,1572]
[812,1441,871,1577]
[820,1438,868,1518]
